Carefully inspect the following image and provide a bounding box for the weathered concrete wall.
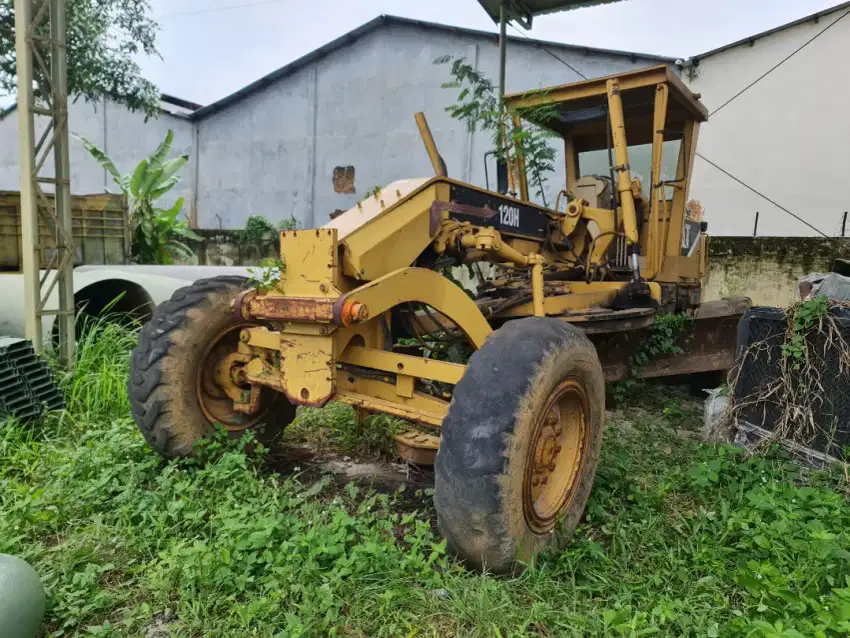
[706,237,850,306]
[0,99,194,213]
[183,229,277,266]
[195,67,315,230]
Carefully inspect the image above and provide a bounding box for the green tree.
[77,129,201,264]
[0,0,159,115]
[435,55,558,204]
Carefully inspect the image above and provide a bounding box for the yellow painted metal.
[558,196,582,236]
[198,325,265,429]
[324,178,430,242]
[340,267,492,348]
[564,135,578,193]
[606,78,638,247]
[209,64,718,434]
[242,326,280,350]
[657,119,701,283]
[645,82,669,279]
[504,65,708,122]
[340,182,445,280]
[334,321,386,353]
[336,376,448,427]
[530,255,545,317]
[396,374,415,398]
[524,377,589,534]
[459,226,532,266]
[260,228,340,405]
[279,323,337,336]
[280,332,336,405]
[277,227,339,295]
[499,281,662,318]
[414,112,447,177]
[339,345,466,385]
[512,113,530,201]
[579,206,617,266]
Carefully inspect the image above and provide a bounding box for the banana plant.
[76,129,201,264]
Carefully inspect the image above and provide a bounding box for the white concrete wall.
[685,8,850,237]
[0,99,195,211]
[195,66,314,229]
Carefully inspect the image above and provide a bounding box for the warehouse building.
[684,2,850,237]
[0,15,669,230]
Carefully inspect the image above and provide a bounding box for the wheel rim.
[523,377,589,534]
[196,322,265,432]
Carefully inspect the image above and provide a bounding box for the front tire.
[129,276,295,458]
[434,317,605,573]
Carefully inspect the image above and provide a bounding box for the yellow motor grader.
[129,65,745,572]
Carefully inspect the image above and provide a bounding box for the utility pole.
[14,0,75,364]
[498,1,507,104]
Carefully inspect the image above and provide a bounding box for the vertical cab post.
[646,82,669,279]
[605,78,639,247]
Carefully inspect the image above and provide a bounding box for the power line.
[507,22,587,80]
[159,0,284,18]
[709,8,850,117]
[695,152,828,237]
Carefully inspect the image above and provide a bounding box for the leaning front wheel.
[434,317,605,573]
[128,276,296,458]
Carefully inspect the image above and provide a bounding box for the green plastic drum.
[0,554,45,638]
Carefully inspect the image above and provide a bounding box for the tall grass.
[58,315,139,420]
[2,320,850,636]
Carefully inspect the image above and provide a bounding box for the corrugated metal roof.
[477,0,626,25]
[192,14,672,120]
[691,0,850,62]
[0,94,202,120]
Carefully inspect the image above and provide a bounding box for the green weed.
[288,402,406,458]
[2,333,850,636]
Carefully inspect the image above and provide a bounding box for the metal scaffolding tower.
[14,0,75,364]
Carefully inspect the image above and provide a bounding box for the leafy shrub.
[77,130,201,264]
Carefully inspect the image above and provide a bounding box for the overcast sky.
[143,0,842,105]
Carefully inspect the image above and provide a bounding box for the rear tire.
[434,317,605,573]
[129,276,295,458]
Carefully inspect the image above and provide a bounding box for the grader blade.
[591,297,750,382]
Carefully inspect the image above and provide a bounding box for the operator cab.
[504,65,708,280]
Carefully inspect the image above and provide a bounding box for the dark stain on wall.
[333,166,356,194]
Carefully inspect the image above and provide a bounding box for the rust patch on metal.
[431,200,496,220]
[244,296,335,322]
[592,311,743,382]
[333,166,356,193]
[232,289,257,320]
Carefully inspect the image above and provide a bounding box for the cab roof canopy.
[477,0,625,27]
[503,65,708,152]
